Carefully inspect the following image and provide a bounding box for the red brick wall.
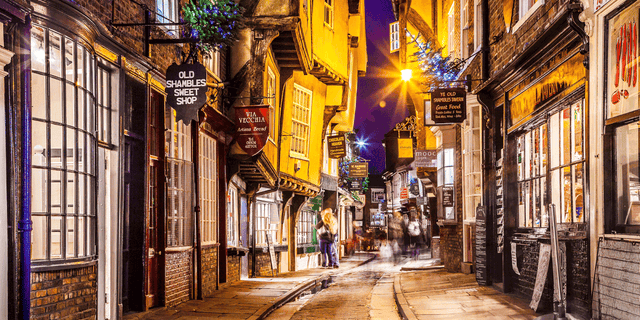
[165,250,193,307]
[202,246,218,297]
[227,255,241,284]
[30,265,97,320]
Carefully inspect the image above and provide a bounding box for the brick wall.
[249,251,278,277]
[165,250,193,307]
[30,265,97,320]
[202,246,218,297]
[511,238,589,317]
[227,255,241,284]
[593,238,640,319]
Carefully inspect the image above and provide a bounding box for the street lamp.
[401,69,412,81]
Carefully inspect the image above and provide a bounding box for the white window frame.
[203,50,221,78]
[199,133,217,245]
[296,210,314,245]
[267,66,277,140]
[371,188,385,204]
[156,0,178,35]
[324,0,334,29]
[513,0,544,33]
[460,0,470,59]
[255,201,277,246]
[290,84,312,158]
[390,21,400,53]
[166,109,193,247]
[227,185,239,247]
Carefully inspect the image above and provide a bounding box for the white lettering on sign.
[237,111,267,124]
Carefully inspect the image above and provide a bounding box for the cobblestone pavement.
[267,260,402,320]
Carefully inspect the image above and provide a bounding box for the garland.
[183,0,244,53]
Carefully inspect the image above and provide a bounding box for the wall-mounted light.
[401,69,412,81]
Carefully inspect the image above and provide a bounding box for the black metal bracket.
[110,0,198,57]
[567,1,589,69]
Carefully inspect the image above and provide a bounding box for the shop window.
[390,21,400,53]
[371,188,385,203]
[166,109,193,247]
[324,0,334,28]
[514,0,543,32]
[199,133,217,245]
[97,67,112,145]
[255,201,278,246]
[291,84,312,158]
[438,147,455,220]
[31,25,97,263]
[297,210,314,245]
[463,103,482,222]
[227,185,239,247]
[517,100,584,228]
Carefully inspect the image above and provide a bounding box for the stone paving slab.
[123,253,375,320]
[395,269,541,320]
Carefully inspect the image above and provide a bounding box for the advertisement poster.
[166,62,208,123]
[235,105,270,156]
[608,5,640,118]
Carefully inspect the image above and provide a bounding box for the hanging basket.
[183,0,244,53]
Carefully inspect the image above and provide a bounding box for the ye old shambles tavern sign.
[235,105,270,156]
[431,88,466,123]
[166,63,208,123]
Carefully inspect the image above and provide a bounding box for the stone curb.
[393,274,418,320]
[251,254,377,320]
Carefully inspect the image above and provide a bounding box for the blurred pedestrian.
[408,213,423,259]
[316,208,338,268]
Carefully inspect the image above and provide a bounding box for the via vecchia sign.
[235,105,270,156]
[166,63,208,123]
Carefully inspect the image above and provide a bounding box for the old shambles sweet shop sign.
[166,63,208,123]
[235,105,269,156]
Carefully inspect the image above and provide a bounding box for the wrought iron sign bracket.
[110,0,197,57]
[567,1,589,69]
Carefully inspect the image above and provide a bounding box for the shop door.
[145,90,165,309]
[122,76,146,313]
[240,195,249,279]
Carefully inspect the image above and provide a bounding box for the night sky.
[355,0,411,174]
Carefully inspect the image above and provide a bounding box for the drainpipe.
[481,0,490,81]
[18,16,32,320]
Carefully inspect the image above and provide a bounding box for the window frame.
[266,66,277,141]
[323,0,334,29]
[30,25,98,266]
[290,84,312,159]
[463,102,482,224]
[390,21,400,53]
[156,0,179,35]
[227,185,239,247]
[447,3,456,58]
[512,0,544,33]
[255,200,278,246]
[199,131,217,245]
[165,108,194,247]
[296,210,315,245]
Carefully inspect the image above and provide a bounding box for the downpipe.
[18,16,32,320]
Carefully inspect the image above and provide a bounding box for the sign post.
[348,162,368,178]
[431,88,466,123]
[165,63,208,123]
[235,105,270,156]
[328,135,346,159]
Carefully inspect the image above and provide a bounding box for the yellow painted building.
[228,0,367,276]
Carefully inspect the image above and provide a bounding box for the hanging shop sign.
[166,63,208,123]
[509,48,585,130]
[349,179,362,192]
[409,181,420,196]
[328,134,347,158]
[349,162,369,178]
[431,88,466,123]
[442,186,454,206]
[414,149,437,168]
[398,138,414,158]
[235,105,270,156]
[608,6,640,119]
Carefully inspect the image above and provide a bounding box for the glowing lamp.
[401,69,412,81]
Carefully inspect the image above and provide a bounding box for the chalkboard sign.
[265,232,277,276]
[442,186,454,206]
[475,205,489,285]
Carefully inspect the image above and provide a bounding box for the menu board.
[475,205,489,285]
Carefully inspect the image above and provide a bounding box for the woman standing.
[315,209,339,268]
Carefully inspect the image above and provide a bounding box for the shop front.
[480,19,591,317]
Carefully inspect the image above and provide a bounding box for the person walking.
[315,208,339,268]
[408,213,423,259]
